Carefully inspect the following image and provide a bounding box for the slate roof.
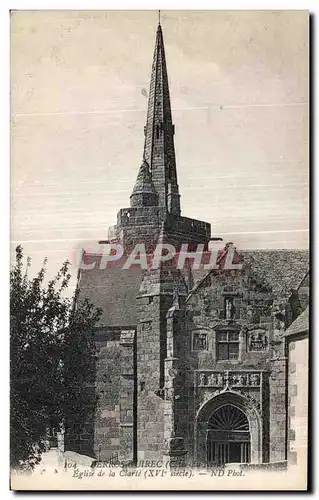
[77,248,309,328]
[285,306,309,337]
[237,249,309,296]
[77,253,144,327]
[190,249,309,299]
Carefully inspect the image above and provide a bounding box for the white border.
[2,2,316,498]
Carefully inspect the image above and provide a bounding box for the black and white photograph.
[9,9,309,491]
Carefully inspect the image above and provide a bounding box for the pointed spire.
[142,21,181,216]
[130,158,158,207]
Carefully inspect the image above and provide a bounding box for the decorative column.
[269,305,287,462]
[162,294,188,467]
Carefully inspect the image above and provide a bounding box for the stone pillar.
[269,358,287,462]
[162,367,187,468]
[239,327,245,361]
[269,319,287,463]
[162,298,189,467]
[196,422,207,467]
[119,329,136,463]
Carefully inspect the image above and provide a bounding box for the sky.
[10,10,309,285]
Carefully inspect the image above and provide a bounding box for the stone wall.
[112,207,211,252]
[93,328,137,463]
[93,330,122,461]
[64,327,136,463]
[184,266,288,464]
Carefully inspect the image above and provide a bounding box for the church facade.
[65,23,309,468]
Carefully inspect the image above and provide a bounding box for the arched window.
[208,404,249,431]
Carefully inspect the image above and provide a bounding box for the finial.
[158,10,161,25]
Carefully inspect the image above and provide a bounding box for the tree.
[10,246,101,470]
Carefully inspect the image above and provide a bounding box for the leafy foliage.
[10,246,101,470]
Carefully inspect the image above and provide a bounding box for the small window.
[192,332,208,351]
[217,331,239,360]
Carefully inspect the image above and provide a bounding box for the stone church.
[65,22,309,468]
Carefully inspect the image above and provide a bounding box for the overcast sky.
[10,10,308,283]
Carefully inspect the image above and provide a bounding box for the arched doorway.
[195,391,262,466]
[207,404,250,465]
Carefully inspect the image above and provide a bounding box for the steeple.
[108,19,213,250]
[142,21,181,216]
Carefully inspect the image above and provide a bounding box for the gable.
[189,249,309,300]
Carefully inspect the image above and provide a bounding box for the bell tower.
[107,19,215,252]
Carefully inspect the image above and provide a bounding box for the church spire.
[143,21,181,216]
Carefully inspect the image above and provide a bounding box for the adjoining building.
[285,305,309,471]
